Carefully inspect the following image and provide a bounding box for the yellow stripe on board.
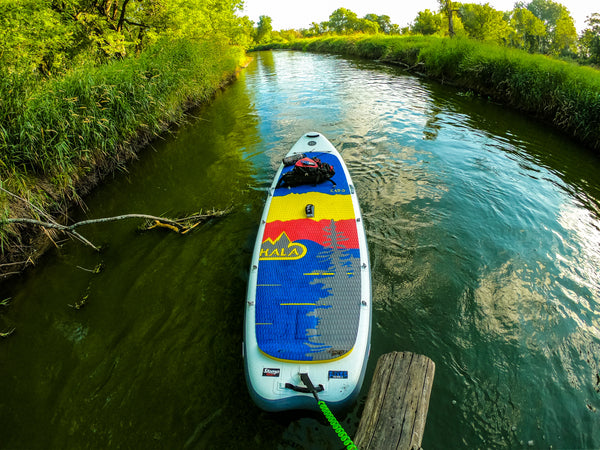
[303,272,354,276]
[267,192,355,222]
[280,302,316,306]
[258,347,354,363]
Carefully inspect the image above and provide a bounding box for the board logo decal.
[262,368,280,377]
[328,370,348,379]
[260,232,307,260]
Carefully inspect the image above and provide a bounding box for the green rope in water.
[318,400,357,450]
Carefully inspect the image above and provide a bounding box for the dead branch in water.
[1,208,232,252]
[0,328,16,338]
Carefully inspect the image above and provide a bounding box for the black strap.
[285,373,324,401]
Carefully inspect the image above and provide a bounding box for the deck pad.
[255,151,362,362]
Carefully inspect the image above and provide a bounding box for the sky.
[241,0,597,34]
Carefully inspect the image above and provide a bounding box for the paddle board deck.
[244,132,371,412]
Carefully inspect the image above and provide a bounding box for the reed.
[254,35,600,151]
[0,38,245,264]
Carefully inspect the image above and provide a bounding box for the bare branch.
[1,328,16,338]
[1,208,232,252]
[116,0,130,32]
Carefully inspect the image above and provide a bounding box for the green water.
[1,51,599,449]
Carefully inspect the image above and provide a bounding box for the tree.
[579,13,600,63]
[412,9,443,35]
[517,0,577,54]
[254,15,272,43]
[458,3,511,43]
[0,0,251,76]
[356,18,380,34]
[305,22,324,37]
[519,0,564,27]
[0,0,75,74]
[230,15,255,48]
[439,0,458,36]
[549,9,577,55]
[509,7,547,52]
[327,8,359,34]
[365,14,392,34]
[388,24,402,35]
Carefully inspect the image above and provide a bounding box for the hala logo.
[260,232,307,260]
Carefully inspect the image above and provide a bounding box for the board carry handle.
[284,379,324,394]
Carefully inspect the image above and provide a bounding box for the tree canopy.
[1,0,251,76]
[253,1,596,64]
[459,3,511,43]
[255,15,273,43]
[515,0,578,54]
[509,8,547,52]
[580,13,600,63]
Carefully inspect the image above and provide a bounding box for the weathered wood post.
[354,352,435,450]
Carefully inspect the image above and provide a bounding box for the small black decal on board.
[262,368,280,377]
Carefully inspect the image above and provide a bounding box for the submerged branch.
[0,328,16,338]
[1,208,232,251]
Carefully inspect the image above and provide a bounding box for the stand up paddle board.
[244,132,371,412]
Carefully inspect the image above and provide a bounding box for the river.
[1,50,599,449]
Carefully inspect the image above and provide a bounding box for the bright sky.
[241,0,597,33]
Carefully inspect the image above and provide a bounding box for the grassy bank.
[255,35,600,152]
[0,38,246,272]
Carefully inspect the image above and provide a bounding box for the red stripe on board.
[263,219,359,248]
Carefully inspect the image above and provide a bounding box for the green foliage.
[0,0,250,77]
[0,0,75,75]
[365,14,397,34]
[517,0,578,55]
[549,9,577,56]
[327,8,357,34]
[255,15,273,43]
[250,3,595,63]
[303,8,396,36]
[458,3,511,43]
[0,0,252,261]
[509,8,547,52]
[0,38,245,224]
[580,13,600,64]
[412,10,444,36]
[520,0,565,26]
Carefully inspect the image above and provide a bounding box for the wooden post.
[354,352,435,450]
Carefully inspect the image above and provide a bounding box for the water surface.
[1,50,599,449]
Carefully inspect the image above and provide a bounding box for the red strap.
[295,157,317,167]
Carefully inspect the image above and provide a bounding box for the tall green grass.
[0,38,245,261]
[255,35,600,152]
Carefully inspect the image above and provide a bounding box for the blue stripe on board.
[256,237,361,361]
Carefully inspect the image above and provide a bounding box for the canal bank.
[0,39,249,280]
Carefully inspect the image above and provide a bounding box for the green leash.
[300,373,358,450]
[318,400,357,449]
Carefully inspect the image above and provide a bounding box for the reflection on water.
[1,50,599,449]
